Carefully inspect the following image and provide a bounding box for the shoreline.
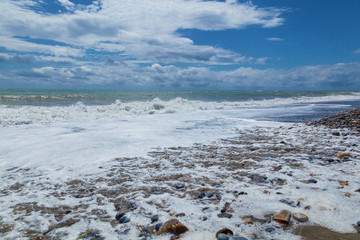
[0,109,359,239]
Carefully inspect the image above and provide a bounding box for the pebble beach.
[0,107,359,240]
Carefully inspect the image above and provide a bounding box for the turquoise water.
[0,89,354,106]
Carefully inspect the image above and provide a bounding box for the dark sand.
[294,225,360,240]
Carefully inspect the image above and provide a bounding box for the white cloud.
[354,49,360,54]
[0,0,284,65]
[0,36,84,57]
[58,0,75,11]
[266,37,284,41]
[5,62,359,90]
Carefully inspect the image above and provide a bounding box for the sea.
[1,89,360,164]
[1,90,360,239]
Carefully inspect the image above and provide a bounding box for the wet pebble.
[118,216,130,224]
[155,223,163,231]
[265,227,275,233]
[218,233,230,240]
[175,183,185,189]
[274,210,291,224]
[308,179,317,184]
[292,213,309,222]
[230,237,248,240]
[279,199,296,207]
[217,213,233,218]
[151,214,159,223]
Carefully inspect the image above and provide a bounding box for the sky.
[0,0,360,90]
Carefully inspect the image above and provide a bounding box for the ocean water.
[1,89,360,171]
[1,90,360,239]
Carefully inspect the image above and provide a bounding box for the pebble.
[230,237,248,240]
[308,179,317,184]
[217,213,233,218]
[334,153,351,158]
[118,216,130,224]
[155,223,163,231]
[274,210,291,224]
[292,213,309,222]
[218,233,230,240]
[151,214,159,223]
[279,199,296,207]
[216,228,233,238]
[157,219,189,235]
[265,227,275,233]
[175,183,185,189]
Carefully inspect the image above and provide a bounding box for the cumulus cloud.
[0,0,283,65]
[4,62,360,90]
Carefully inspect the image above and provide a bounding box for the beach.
[0,91,359,240]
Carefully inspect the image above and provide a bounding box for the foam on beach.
[0,95,359,239]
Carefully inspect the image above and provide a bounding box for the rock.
[169,210,176,216]
[279,199,296,207]
[344,192,352,197]
[339,181,349,187]
[157,219,189,235]
[265,227,275,233]
[229,237,248,240]
[274,210,291,224]
[115,212,125,221]
[175,183,185,189]
[151,214,159,223]
[354,225,360,233]
[332,132,340,136]
[217,213,233,218]
[175,212,185,217]
[308,179,317,184]
[155,223,163,231]
[216,228,233,238]
[334,153,351,158]
[292,213,309,222]
[357,221,360,226]
[118,216,130,224]
[218,233,230,240]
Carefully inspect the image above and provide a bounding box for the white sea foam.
[1,93,360,126]
[0,93,359,239]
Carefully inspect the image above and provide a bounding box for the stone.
[308,179,317,184]
[354,225,360,233]
[274,210,291,224]
[279,199,296,207]
[344,192,352,197]
[230,237,248,240]
[218,233,230,240]
[169,210,176,216]
[175,212,185,217]
[357,221,360,226]
[118,216,130,224]
[155,223,163,231]
[216,228,233,238]
[157,219,189,235]
[334,153,351,158]
[292,213,309,222]
[151,214,159,223]
[217,213,233,218]
[339,181,349,187]
[175,183,185,189]
[265,227,275,233]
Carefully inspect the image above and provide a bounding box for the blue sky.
[0,0,360,90]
